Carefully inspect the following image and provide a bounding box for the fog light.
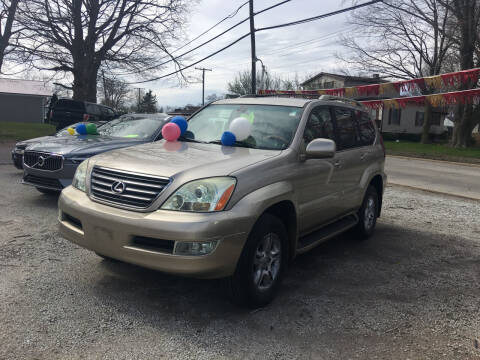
[174,241,218,256]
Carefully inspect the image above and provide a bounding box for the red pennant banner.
[356,84,380,96]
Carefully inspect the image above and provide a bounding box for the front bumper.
[58,186,255,279]
[22,161,77,190]
[11,151,23,169]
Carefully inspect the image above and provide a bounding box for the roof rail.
[318,95,365,108]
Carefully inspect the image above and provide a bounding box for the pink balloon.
[162,122,181,141]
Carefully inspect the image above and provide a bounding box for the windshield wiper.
[177,135,205,143]
[207,140,256,149]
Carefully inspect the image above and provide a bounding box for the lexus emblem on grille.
[37,156,45,167]
[111,181,126,194]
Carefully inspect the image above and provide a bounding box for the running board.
[296,214,359,254]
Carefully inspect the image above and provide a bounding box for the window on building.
[323,81,335,88]
[415,111,424,127]
[388,108,401,125]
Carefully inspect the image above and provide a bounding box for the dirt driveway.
[1,161,479,359]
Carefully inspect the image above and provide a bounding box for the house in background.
[300,72,448,137]
[381,106,447,136]
[300,72,386,90]
[0,78,52,123]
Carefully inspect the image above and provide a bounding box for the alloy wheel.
[253,233,282,291]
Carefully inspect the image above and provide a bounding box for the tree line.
[0,0,188,102]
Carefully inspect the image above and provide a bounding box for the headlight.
[161,177,236,212]
[72,160,89,192]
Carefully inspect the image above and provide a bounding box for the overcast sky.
[137,0,354,108]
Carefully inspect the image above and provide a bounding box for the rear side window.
[333,107,357,150]
[85,103,102,115]
[303,106,334,144]
[356,111,376,146]
[54,99,85,111]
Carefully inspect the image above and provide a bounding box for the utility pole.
[249,0,256,95]
[134,87,144,112]
[195,67,212,106]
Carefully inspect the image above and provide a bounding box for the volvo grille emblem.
[37,156,45,167]
[111,181,126,194]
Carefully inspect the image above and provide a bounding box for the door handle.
[360,153,367,160]
[334,160,341,168]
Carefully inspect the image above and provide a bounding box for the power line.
[127,0,381,85]
[117,0,291,77]
[126,33,251,84]
[175,1,248,55]
[256,0,383,32]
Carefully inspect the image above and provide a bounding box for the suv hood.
[24,135,145,158]
[90,140,281,179]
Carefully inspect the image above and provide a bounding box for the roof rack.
[318,95,365,108]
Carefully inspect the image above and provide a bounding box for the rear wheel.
[36,187,60,195]
[353,185,379,240]
[225,214,288,308]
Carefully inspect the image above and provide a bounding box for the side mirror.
[305,138,336,159]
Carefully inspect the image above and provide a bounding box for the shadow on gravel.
[28,192,60,209]
[87,221,479,328]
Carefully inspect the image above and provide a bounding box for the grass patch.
[0,121,56,141]
[385,140,480,164]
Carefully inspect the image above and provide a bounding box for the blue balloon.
[170,116,188,135]
[221,131,236,146]
[76,123,87,135]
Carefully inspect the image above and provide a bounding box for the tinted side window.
[334,107,357,150]
[303,106,334,144]
[85,103,102,115]
[54,99,85,111]
[356,111,376,146]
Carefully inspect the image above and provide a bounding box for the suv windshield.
[98,114,168,139]
[186,104,303,150]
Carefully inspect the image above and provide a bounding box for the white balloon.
[229,117,252,141]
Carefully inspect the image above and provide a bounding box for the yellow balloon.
[67,127,75,135]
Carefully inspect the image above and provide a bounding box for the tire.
[353,185,379,240]
[225,214,288,308]
[36,187,60,195]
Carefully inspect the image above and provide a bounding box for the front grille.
[90,166,170,209]
[131,236,175,254]
[24,151,63,171]
[23,174,63,189]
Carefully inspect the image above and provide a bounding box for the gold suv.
[58,96,386,307]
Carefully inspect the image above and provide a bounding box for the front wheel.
[225,214,288,308]
[353,185,379,240]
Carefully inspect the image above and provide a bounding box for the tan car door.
[296,106,343,235]
[330,107,365,214]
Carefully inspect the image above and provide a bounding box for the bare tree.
[227,70,292,96]
[439,0,480,147]
[99,73,130,110]
[18,0,188,102]
[0,0,20,72]
[340,0,454,143]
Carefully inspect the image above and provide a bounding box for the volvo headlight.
[161,177,236,212]
[72,160,89,192]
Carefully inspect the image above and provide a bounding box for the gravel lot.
[1,161,480,359]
